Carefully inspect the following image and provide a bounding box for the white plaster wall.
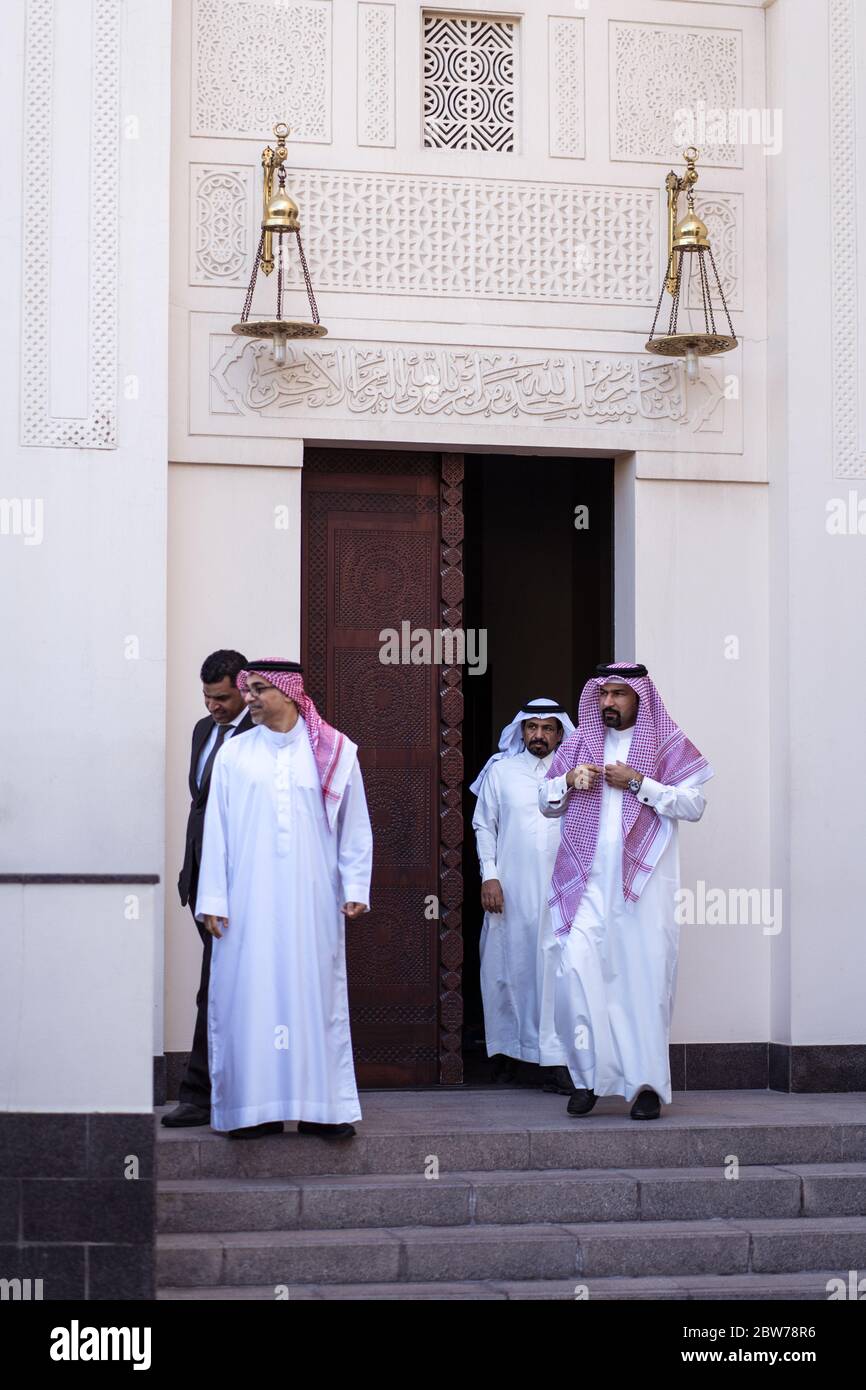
[0,885,155,1112]
[631,478,771,1043]
[164,462,302,1051]
[766,0,866,1044]
[0,0,171,1106]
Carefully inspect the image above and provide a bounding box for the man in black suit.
[162,649,254,1127]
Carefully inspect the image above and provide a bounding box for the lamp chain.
[707,245,736,340]
[294,230,320,325]
[240,229,266,323]
[697,252,714,335]
[667,252,682,336]
[647,249,675,341]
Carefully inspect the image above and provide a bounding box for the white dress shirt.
[196,707,247,788]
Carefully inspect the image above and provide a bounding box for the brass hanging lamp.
[232,122,327,365]
[645,147,736,383]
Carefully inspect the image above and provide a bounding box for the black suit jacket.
[177,711,255,908]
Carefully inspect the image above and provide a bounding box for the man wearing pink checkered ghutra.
[539,663,713,1121]
[196,660,372,1141]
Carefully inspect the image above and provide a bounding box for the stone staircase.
[156,1090,866,1300]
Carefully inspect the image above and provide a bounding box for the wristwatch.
[627,776,642,794]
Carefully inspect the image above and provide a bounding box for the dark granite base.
[164,1052,190,1105]
[669,1043,685,1091]
[0,1114,155,1301]
[787,1045,866,1093]
[160,1043,866,1098]
[769,1041,790,1092]
[684,1042,769,1090]
[153,1054,166,1108]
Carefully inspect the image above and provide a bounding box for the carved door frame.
[438,453,464,1085]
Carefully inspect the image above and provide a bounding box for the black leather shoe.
[161,1103,210,1128]
[566,1088,597,1116]
[227,1122,284,1140]
[630,1089,661,1121]
[491,1055,519,1085]
[297,1121,356,1140]
[542,1066,574,1095]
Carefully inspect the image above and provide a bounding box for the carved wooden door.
[302,450,464,1086]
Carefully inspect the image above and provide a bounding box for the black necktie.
[200,723,230,788]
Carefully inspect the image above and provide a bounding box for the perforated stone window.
[422,11,518,152]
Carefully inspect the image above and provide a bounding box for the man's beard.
[602,710,622,727]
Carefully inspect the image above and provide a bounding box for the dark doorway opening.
[461,454,615,1083]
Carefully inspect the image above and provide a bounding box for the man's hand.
[605,761,642,790]
[204,915,228,938]
[342,902,367,919]
[481,879,505,914]
[566,763,602,791]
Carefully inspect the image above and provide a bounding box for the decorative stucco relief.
[549,16,585,159]
[191,168,659,305]
[611,20,742,167]
[189,165,750,312]
[686,193,742,313]
[21,0,121,449]
[191,0,332,142]
[357,2,395,147]
[423,13,517,152]
[208,336,727,436]
[830,0,865,477]
[190,164,255,286]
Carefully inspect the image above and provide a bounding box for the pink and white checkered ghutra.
[546,663,709,936]
[237,661,352,831]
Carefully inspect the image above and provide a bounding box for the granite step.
[156,1120,866,1181]
[156,1216,866,1287]
[157,1269,853,1301]
[156,1163,866,1233]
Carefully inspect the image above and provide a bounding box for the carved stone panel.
[22,0,121,449]
[830,0,866,477]
[611,20,742,167]
[357,2,395,147]
[209,336,733,441]
[687,192,743,313]
[423,12,518,152]
[189,164,254,287]
[191,0,332,142]
[250,170,657,306]
[549,15,585,159]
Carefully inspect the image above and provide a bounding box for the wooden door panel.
[302,451,446,1086]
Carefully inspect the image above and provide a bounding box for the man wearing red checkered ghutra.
[539,663,713,1121]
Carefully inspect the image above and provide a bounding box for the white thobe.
[473,749,567,1065]
[540,725,709,1104]
[195,719,373,1131]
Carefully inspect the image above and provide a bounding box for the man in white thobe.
[540,663,712,1120]
[196,659,372,1140]
[471,698,575,1085]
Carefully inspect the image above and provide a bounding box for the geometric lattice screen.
[423,12,518,152]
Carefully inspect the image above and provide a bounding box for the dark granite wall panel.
[0,1114,155,1301]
